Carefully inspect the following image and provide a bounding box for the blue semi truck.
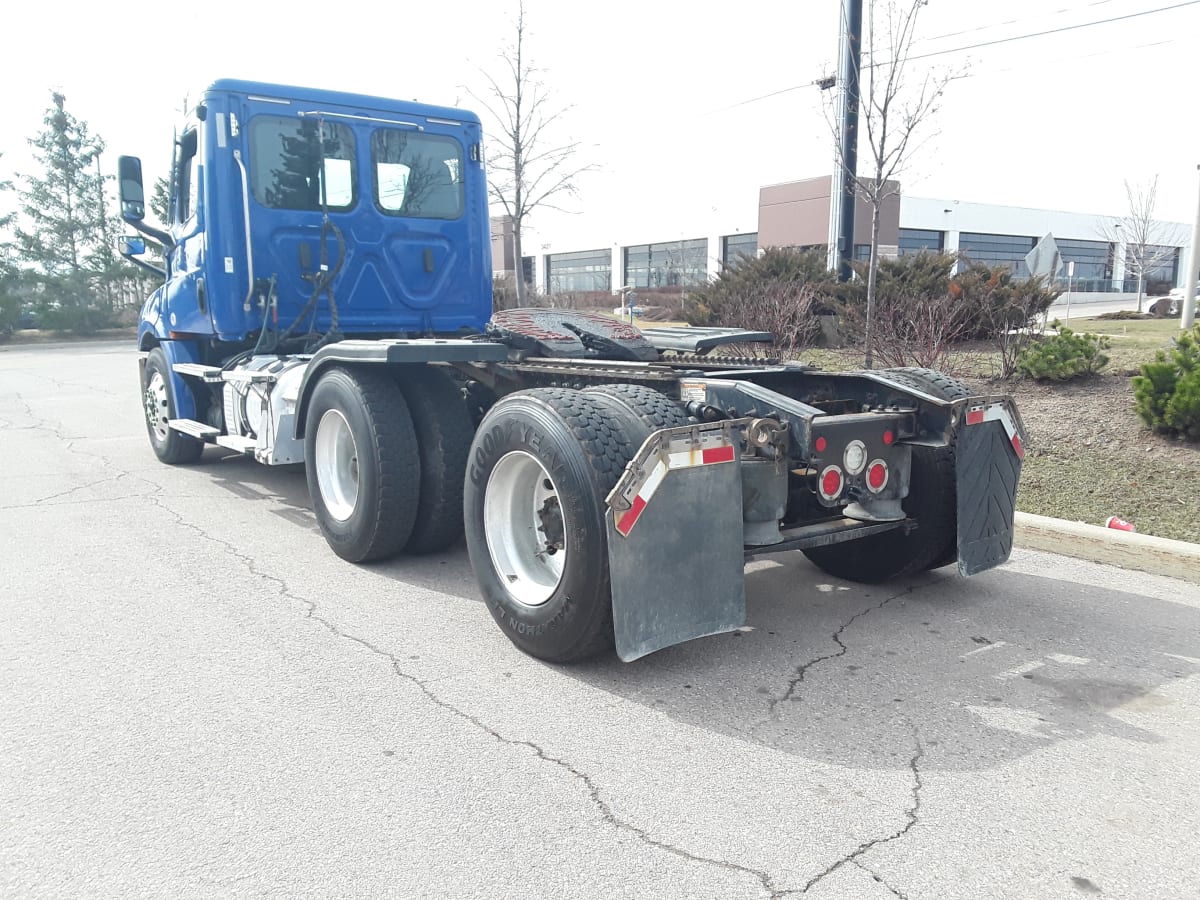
[118,79,1026,663]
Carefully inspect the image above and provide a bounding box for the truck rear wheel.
[396,366,474,554]
[802,367,968,582]
[581,383,690,445]
[305,367,420,563]
[464,388,634,662]
[142,347,204,465]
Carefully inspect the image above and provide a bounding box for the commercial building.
[492,175,1192,299]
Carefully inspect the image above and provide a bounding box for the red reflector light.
[883,429,894,446]
[819,465,843,500]
[867,460,888,492]
[815,436,827,453]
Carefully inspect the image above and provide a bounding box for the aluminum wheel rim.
[144,371,170,442]
[314,409,360,522]
[483,451,567,608]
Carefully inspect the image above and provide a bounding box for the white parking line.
[996,660,1045,680]
[1047,653,1090,665]
[962,640,1008,659]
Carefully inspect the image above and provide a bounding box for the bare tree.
[1098,177,1186,313]
[468,2,594,305]
[827,0,958,368]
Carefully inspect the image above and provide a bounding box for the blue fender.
[154,339,204,421]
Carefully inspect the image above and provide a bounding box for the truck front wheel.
[464,388,633,662]
[142,347,204,465]
[305,367,420,563]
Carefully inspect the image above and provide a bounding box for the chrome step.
[172,363,225,382]
[216,434,257,454]
[168,418,219,439]
[221,369,277,384]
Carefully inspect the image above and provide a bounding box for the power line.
[911,0,1118,46]
[957,37,1175,80]
[712,0,1200,113]
[889,0,1200,67]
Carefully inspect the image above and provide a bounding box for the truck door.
[162,123,214,335]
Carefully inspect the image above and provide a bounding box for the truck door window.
[250,116,356,211]
[371,130,462,219]
[176,127,200,224]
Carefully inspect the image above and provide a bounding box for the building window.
[623,238,708,288]
[545,248,610,294]
[250,115,356,211]
[898,228,944,256]
[959,232,1037,277]
[721,232,758,269]
[521,256,534,286]
[1124,245,1180,293]
[1056,238,1114,292]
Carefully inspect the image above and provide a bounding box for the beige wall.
[758,175,901,251]
[490,215,515,274]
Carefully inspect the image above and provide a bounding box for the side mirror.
[119,235,146,257]
[118,155,146,222]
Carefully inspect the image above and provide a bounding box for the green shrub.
[1095,309,1152,321]
[1133,324,1200,441]
[685,247,838,351]
[1016,322,1110,381]
[686,247,836,325]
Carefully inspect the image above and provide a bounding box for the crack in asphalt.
[799,726,924,896]
[135,485,795,898]
[853,860,910,899]
[0,391,138,508]
[760,586,914,724]
[1,381,902,899]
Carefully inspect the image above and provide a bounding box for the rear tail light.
[866,460,889,493]
[819,465,844,501]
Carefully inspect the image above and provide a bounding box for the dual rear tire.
[304,365,473,562]
[464,385,687,662]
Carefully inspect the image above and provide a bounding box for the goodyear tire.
[305,367,420,563]
[464,388,634,662]
[142,347,204,465]
[581,383,690,446]
[396,366,475,554]
[802,367,969,582]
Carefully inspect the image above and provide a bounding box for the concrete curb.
[1014,511,1200,585]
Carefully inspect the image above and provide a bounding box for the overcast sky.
[2,0,1198,253]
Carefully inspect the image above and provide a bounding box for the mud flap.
[956,399,1026,576]
[605,422,748,662]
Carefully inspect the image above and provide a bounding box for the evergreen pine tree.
[0,152,18,330]
[14,92,111,329]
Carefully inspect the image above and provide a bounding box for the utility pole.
[835,0,863,283]
[1183,163,1199,329]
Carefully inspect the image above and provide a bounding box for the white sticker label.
[224,257,234,273]
[679,381,707,403]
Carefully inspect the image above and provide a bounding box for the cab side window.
[175,127,200,224]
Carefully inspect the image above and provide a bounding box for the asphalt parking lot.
[3,340,1199,899]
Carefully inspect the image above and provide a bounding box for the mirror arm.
[124,254,167,279]
[127,218,175,251]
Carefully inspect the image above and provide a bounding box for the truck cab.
[124,79,493,354]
